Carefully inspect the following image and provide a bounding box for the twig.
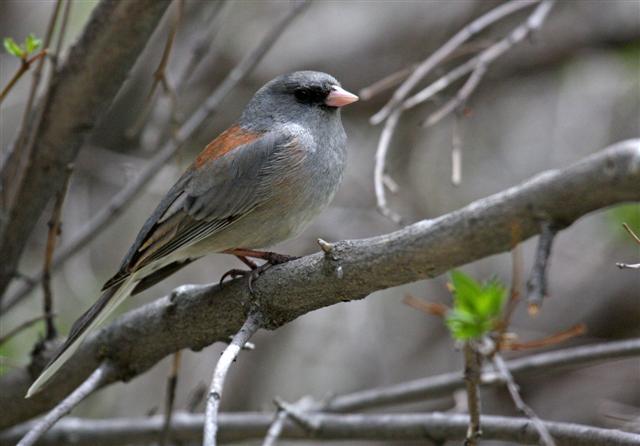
[4,0,61,161]
[491,351,556,446]
[373,108,403,223]
[358,40,495,102]
[622,223,640,245]
[41,165,73,340]
[616,223,640,269]
[403,294,448,317]
[196,0,310,123]
[502,323,586,351]
[160,351,181,446]
[262,397,316,446]
[1,0,309,316]
[50,0,72,69]
[0,314,54,346]
[451,113,463,185]
[526,221,558,314]
[0,51,48,105]
[370,0,539,125]
[3,412,640,446]
[359,64,417,101]
[203,311,262,446]
[404,0,554,112]
[127,0,184,138]
[424,63,486,128]
[176,0,228,91]
[16,362,114,446]
[463,342,482,446]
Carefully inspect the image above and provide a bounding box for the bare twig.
[127,0,184,138]
[176,0,228,91]
[371,0,538,125]
[50,0,72,69]
[373,108,403,223]
[262,397,316,446]
[616,223,640,269]
[622,223,640,245]
[1,0,309,316]
[502,323,586,351]
[41,165,73,340]
[16,362,114,446]
[0,314,54,346]
[463,342,482,446]
[160,351,182,446]
[403,294,448,317]
[3,412,640,446]
[491,351,555,446]
[526,221,558,314]
[451,113,463,185]
[203,311,262,446]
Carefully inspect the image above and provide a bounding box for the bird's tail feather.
[26,278,136,398]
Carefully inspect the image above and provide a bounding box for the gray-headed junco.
[27,71,358,397]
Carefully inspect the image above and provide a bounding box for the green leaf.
[446,309,491,341]
[609,203,640,242]
[3,37,24,58]
[24,33,41,54]
[446,270,507,340]
[449,270,482,314]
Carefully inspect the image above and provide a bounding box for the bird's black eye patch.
[293,86,329,105]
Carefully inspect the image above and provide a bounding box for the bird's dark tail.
[26,278,136,398]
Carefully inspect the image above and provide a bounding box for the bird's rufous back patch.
[193,125,261,168]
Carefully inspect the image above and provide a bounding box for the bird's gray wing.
[103,128,295,289]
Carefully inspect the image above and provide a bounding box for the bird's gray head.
[240,71,358,131]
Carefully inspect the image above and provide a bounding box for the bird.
[26,71,358,397]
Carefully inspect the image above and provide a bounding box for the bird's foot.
[219,263,272,293]
[219,249,299,292]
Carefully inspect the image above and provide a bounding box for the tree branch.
[0,0,172,299]
[1,140,638,429]
[203,311,262,446]
[324,337,640,413]
[15,363,114,446]
[2,412,639,446]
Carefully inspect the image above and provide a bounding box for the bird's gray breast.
[257,121,347,244]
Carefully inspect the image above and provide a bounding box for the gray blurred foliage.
[0,0,638,443]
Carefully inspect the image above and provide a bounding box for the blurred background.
[1,0,639,444]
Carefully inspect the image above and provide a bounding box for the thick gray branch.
[1,140,638,429]
[1,412,638,446]
[0,0,171,298]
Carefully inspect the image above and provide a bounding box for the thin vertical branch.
[51,0,73,69]
[373,108,403,223]
[17,362,114,446]
[526,221,558,313]
[176,0,228,91]
[160,351,182,446]
[203,312,262,446]
[127,0,184,137]
[463,342,482,446]
[41,164,73,340]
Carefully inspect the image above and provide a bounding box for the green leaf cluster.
[445,270,507,341]
[3,33,41,59]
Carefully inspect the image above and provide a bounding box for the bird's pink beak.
[325,86,359,107]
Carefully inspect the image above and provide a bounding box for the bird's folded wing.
[102,127,295,290]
